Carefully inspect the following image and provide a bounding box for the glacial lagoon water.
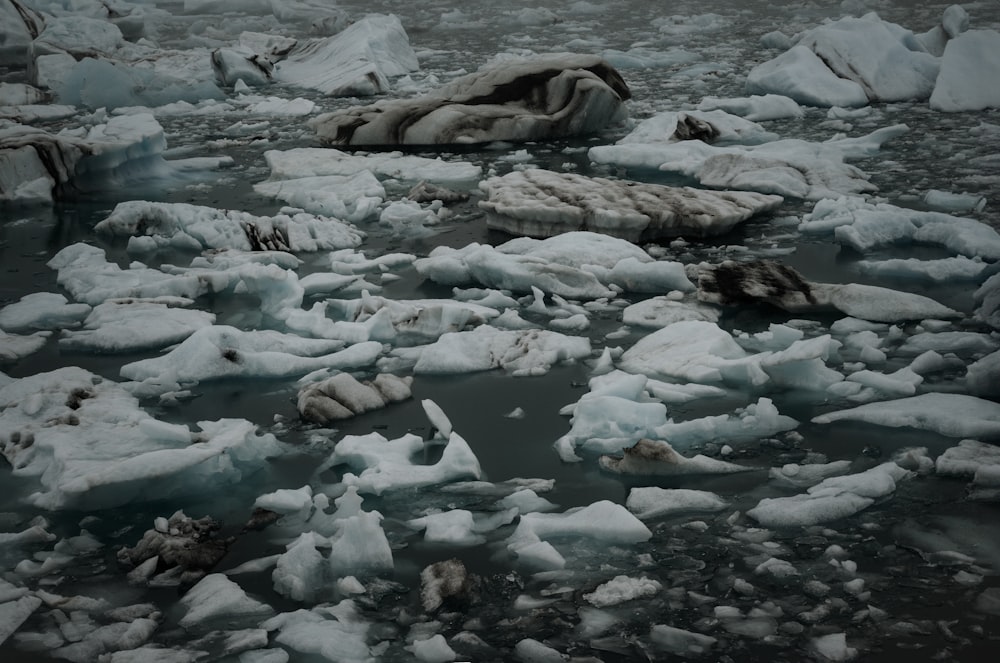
[2,0,1000,661]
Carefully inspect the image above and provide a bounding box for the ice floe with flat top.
[0,329,49,363]
[598,438,756,475]
[382,325,591,378]
[618,320,844,390]
[626,487,728,520]
[621,296,720,329]
[696,94,804,121]
[59,298,215,353]
[616,109,778,146]
[263,601,371,662]
[252,171,384,224]
[696,259,960,323]
[590,121,906,200]
[813,393,1000,440]
[415,231,693,300]
[0,292,90,333]
[0,366,283,510]
[264,147,482,184]
[478,168,783,241]
[747,461,912,527]
[96,200,364,254]
[584,575,662,607]
[120,325,381,395]
[507,500,651,571]
[310,53,630,146]
[801,196,1000,261]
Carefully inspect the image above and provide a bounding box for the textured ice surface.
[311,53,629,145]
[813,393,1000,439]
[59,299,215,353]
[415,231,692,299]
[264,147,481,184]
[626,487,728,520]
[97,201,364,253]
[479,168,782,241]
[590,122,905,200]
[930,30,1000,111]
[273,14,418,97]
[252,171,384,223]
[0,293,90,333]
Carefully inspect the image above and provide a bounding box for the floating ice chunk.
[599,439,753,475]
[96,201,364,253]
[697,259,959,322]
[59,299,215,353]
[120,326,375,393]
[930,30,1000,112]
[898,331,998,357]
[748,462,911,527]
[410,326,591,377]
[179,574,273,630]
[811,632,857,661]
[813,393,1000,439]
[657,397,798,448]
[584,575,662,607]
[936,439,1000,478]
[0,594,42,646]
[311,54,629,146]
[856,256,989,283]
[479,168,782,241]
[649,624,717,656]
[0,293,90,333]
[253,171,384,223]
[273,14,418,96]
[626,487,728,520]
[617,108,777,145]
[498,489,558,514]
[409,634,457,663]
[510,500,651,553]
[407,508,516,546]
[967,351,1000,398]
[697,94,804,121]
[769,461,852,489]
[0,329,48,362]
[746,45,869,108]
[975,272,1000,330]
[0,367,283,509]
[802,196,1000,261]
[592,125,904,200]
[514,638,566,663]
[265,148,481,184]
[421,399,452,439]
[923,189,987,213]
[328,505,393,577]
[338,431,482,495]
[262,602,371,662]
[297,373,412,424]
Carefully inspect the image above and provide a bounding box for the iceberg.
[929,30,1000,112]
[310,53,630,145]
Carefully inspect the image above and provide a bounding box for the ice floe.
[296,373,412,424]
[626,487,728,520]
[415,231,693,299]
[59,298,215,353]
[813,393,1000,439]
[0,292,90,333]
[96,201,364,253]
[747,462,912,527]
[599,438,754,475]
[0,367,283,509]
[590,120,906,200]
[310,53,630,145]
[478,168,782,241]
[929,30,1000,112]
[263,147,482,184]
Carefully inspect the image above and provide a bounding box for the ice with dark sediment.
[696,259,960,322]
[310,53,630,145]
[0,113,222,205]
[590,115,907,200]
[96,201,364,254]
[478,168,783,241]
[296,373,412,424]
[0,367,283,510]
